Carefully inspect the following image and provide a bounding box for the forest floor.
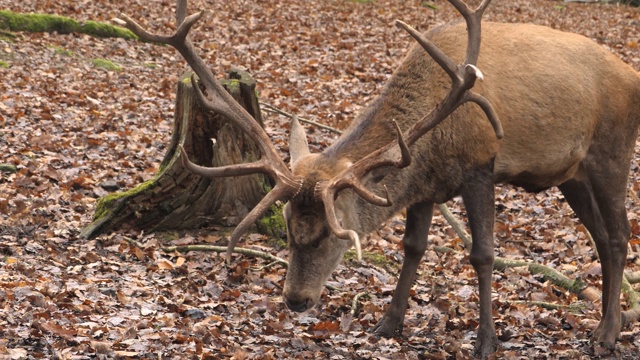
[1,0,640,359]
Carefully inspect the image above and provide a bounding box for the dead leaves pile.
[1,0,640,359]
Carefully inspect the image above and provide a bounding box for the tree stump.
[81,69,270,239]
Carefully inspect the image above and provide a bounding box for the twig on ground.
[351,292,370,316]
[433,245,455,253]
[163,244,289,267]
[163,243,340,291]
[122,236,146,249]
[0,164,17,173]
[437,203,472,249]
[259,102,343,135]
[509,300,587,312]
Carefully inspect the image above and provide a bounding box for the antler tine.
[463,91,504,138]
[324,119,410,207]
[225,183,295,264]
[446,0,491,66]
[175,0,187,25]
[320,185,363,261]
[392,120,412,168]
[178,145,275,178]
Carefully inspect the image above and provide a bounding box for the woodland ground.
[1,0,640,359]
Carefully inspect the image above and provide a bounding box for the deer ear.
[289,116,311,168]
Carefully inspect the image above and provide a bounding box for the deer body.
[285,21,640,357]
[122,1,640,357]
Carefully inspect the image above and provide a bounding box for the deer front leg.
[373,201,434,337]
[461,170,498,358]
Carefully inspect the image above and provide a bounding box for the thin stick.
[163,244,288,267]
[351,292,369,316]
[259,102,343,135]
[509,300,587,312]
[162,243,340,290]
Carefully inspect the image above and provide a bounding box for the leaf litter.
[1,0,640,358]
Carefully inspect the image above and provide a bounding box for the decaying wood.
[81,69,269,239]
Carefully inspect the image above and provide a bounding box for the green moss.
[344,250,391,268]
[143,62,157,69]
[257,202,287,243]
[0,61,8,69]
[0,164,17,173]
[223,78,241,93]
[93,179,156,221]
[157,231,180,243]
[91,58,122,71]
[0,10,137,40]
[421,2,439,10]
[0,30,15,41]
[51,45,72,56]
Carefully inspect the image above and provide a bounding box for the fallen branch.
[351,292,370,316]
[509,300,587,312]
[163,244,288,267]
[437,203,472,249]
[437,203,601,302]
[622,275,640,325]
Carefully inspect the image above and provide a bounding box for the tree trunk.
[81,69,270,239]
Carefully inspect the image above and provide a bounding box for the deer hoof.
[593,316,621,350]
[372,316,403,338]
[593,325,618,350]
[474,328,499,359]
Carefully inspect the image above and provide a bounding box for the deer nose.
[284,296,311,312]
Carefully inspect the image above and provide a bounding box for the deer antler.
[319,0,502,259]
[118,0,302,263]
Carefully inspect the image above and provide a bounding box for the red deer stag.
[120,0,640,357]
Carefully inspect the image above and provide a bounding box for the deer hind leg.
[373,201,434,337]
[460,168,498,358]
[559,164,630,349]
[588,163,630,348]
